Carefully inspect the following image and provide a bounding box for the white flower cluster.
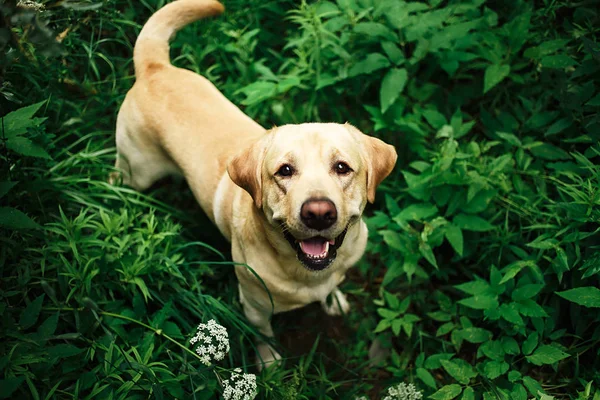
[189,319,230,366]
[222,368,257,400]
[382,383,423,400]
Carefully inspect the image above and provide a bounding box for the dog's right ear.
[227,137,269,208]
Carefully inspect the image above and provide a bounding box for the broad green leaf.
[0,377,25,400]
[512,284,544,301]
[47,344,84,360]
[459,327,492,343]
[0,181,17,199]
[395,203,437,222]
[540,55,578,69]
[445,224,463,256]
[484,64,510,93]
[419,242,438,269]
[508,370,522,382]
[425,353,455,369]
[482,360,509,379]
[518,299,548,317]
[528,142,570,160]
[453,214,494,232]
[500,303,524,325]
[455,280,491,295]
[499,260,536,284]
[38,312,59,338]
[586,93,600,106]
[526,345,569,366]
[440,359,477,384]
[522,332,538,356]
[236,82,277,105]
[417,367,437,389]
[496,131,522,147]
[436,322,455,337]
[19,295,45,330]
[501,336,520,355]
[522,376,544,397]
[1,101,46,137]
[382,41,405,65]
[6,137,51,159]
[354,22,397,41]
[429,384,462,400]
[557,287,600,308]
[461,388,475,400]
[348,53,390,77]
[380,68,408,113]
[458,294,498,310]
[480,340,505,360]
[423,109,447,129]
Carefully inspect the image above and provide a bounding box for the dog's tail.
[134,0,224,78]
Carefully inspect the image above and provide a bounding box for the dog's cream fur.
[113,0,397,366]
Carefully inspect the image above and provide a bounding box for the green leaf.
[522,332,538,356]
[528,142,570,160]
[453,214,494,232]
[380,68,408,113]
[436,322,455,337]
[38,312,59,338]
[236,81,277,105]
[455,280,491,295]
[557,287,600,308]
[461,388,475,400]
[1,101,46,137]
[483,360,509,379]
[458,295,498,310]
[500,303,524,325]
[354,22,397,41]
[502,337,520,355]
[586,93,600,106]
[445,224,463,256]
[540,55,578,69]
[440,359,477,384]
[348,53,391,77]
[19,295,45,330]
[423,109,448,129]
[499,260,536,284]
[0,377,25,400]
[526,345,569,366]
[425,353,455,369]
[518,299,548,317]
[512,284,544,301]
[522,376,544,397]
[0,181,17,199]
[459,327,492,343]
[417,367,437,389]
[6,137,51,159]
[484,64,510,93]
[47,344,84,361]
[429,384,462,400]
[395,203,438,222]
[496,131,522,147]
[419,242,438,269]
[382,41,405,65]
[0,207,41,230]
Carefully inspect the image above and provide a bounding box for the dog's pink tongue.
[300,238,327,256]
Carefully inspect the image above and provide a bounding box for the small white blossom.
[222,370,257,400]
[189,319,230,366]
[355,396,369,400]
[17,0,45,10]
[382,383,422,400]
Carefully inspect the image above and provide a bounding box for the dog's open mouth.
[283,227,348,271]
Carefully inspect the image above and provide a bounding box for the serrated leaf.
[526,345,569,366]
[417,367,437,389]
[484,64,510,93]
[430,384,462,400]
[458,294,498,310]
[557,287,600,308]
[380,68,408,113]
[453,214,494,232]
[441,359,477,384]
[445,224,463,256]
[19,295,45,330]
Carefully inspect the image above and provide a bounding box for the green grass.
[1,0,600,399]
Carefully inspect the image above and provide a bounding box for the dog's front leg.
[238,286,281,369]
[321,287,351,316]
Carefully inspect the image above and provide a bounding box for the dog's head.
[228,123,397,271]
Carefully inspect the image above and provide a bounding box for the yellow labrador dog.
[113,0,397,366]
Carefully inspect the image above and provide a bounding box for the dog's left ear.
[228,136,270,208]
[346,124,398,203]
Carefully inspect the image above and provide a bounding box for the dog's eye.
[276,164,295,177]
[334,162,352,175]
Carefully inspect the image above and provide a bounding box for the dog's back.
[113,0,264,223]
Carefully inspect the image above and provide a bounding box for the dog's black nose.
[301,198,337,230]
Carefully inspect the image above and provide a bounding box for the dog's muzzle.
[282,225,349,271]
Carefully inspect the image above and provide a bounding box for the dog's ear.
[228,137,269,208]
[346,124,398,203]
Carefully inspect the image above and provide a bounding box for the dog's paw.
[322,288,351,316]
[256,343,281,371]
